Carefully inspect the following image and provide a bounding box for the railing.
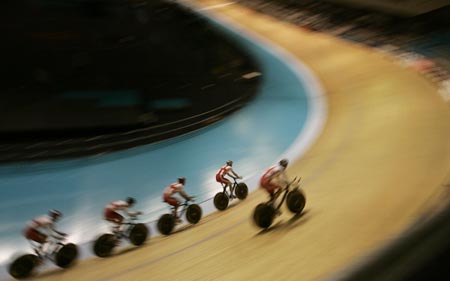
[0,75,260,163]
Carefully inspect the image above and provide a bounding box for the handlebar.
[285,177,302,190]
[231,177,244,186]
[128,211,142,219]
[182,196,196,205]
[49,233,67,242]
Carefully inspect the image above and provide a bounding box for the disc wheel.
[235,182,248,200]
[286,190,306,214]
[157,214,175,235]
[55,243,78,268]
[253,203,275,229]
[8,254,39,279]
[214,192,229,211]
[129,223,149,246]
[186,204,202,224]
[93,234,117,258]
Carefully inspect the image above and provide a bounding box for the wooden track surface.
[16,1,450,280]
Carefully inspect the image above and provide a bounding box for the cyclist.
[260,159,290,211]
[23,209,67,257]
[216,160,242,198]
[104,197,142,237]
[163,177,193,222]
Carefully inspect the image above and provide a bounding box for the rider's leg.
[273,187,282,200]
[167,197,180,218]
[113,216,124,238]
[222,179,233,198]
[221,182,226,193]
[46,239,61,257]
[267,185,282,213]
[41,240,52,257]
[173,205,178,217]
[267,184,279,203]
[25,228,47,257]
[272,187,283,216]
[29,240,43,257]
[112,223,122,239]
[105,210,124,237]
[269,190,278,206]
[227,182,235,198]
[173,205,183,223]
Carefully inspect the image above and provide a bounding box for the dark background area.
[0,0,262,162]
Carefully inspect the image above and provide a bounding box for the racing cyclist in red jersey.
[260,159,290,214]
[23,210,67,257]
[163,177,193,222]
[215,160,242,198]
[104,197,142,237]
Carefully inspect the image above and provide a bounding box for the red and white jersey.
[27,215,54,230]
[261,164,287,183]
[105,200,129,211]
[216,165,232,179]
[163,183,184,197]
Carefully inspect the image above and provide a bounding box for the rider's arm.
[48,224,66,237]
[228,168,242,179]
[176,185,191,201]
[123,207,142,217]
[279,170,290,186]
[115,202,141,217]
[127,210,142,216]
[179,190,192,201]
[224,167,240,179]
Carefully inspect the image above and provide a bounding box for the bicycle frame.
[30,234,65,260]
[220,178,239,196]
[109,215,139,239]
[177,200,190,218]
[273,177,302,210]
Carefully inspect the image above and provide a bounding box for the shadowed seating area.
[0,0,261,162]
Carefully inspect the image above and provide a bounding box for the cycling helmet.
[178,177,186,184]
[279,158,289,168]
[49,209,62,219]
[226,160,233,166]
[126,197,136,205]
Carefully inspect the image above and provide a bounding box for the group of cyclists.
[23,158,291,256]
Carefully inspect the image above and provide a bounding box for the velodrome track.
[7,1,450,280]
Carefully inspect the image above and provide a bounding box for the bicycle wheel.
[214,192,229,210]
[93,234,116,258]
[129,223,149,246]
[157,214,175,235]
[286,190,306,214]
[253,203,275,229]
[55,243,78,268]
[8,254,39,279]
[186,204,202,224]
[235,182,248,200]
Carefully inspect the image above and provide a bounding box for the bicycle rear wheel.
[157,214,175,235]
[8,254,39,279]
[214,192,229,210]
